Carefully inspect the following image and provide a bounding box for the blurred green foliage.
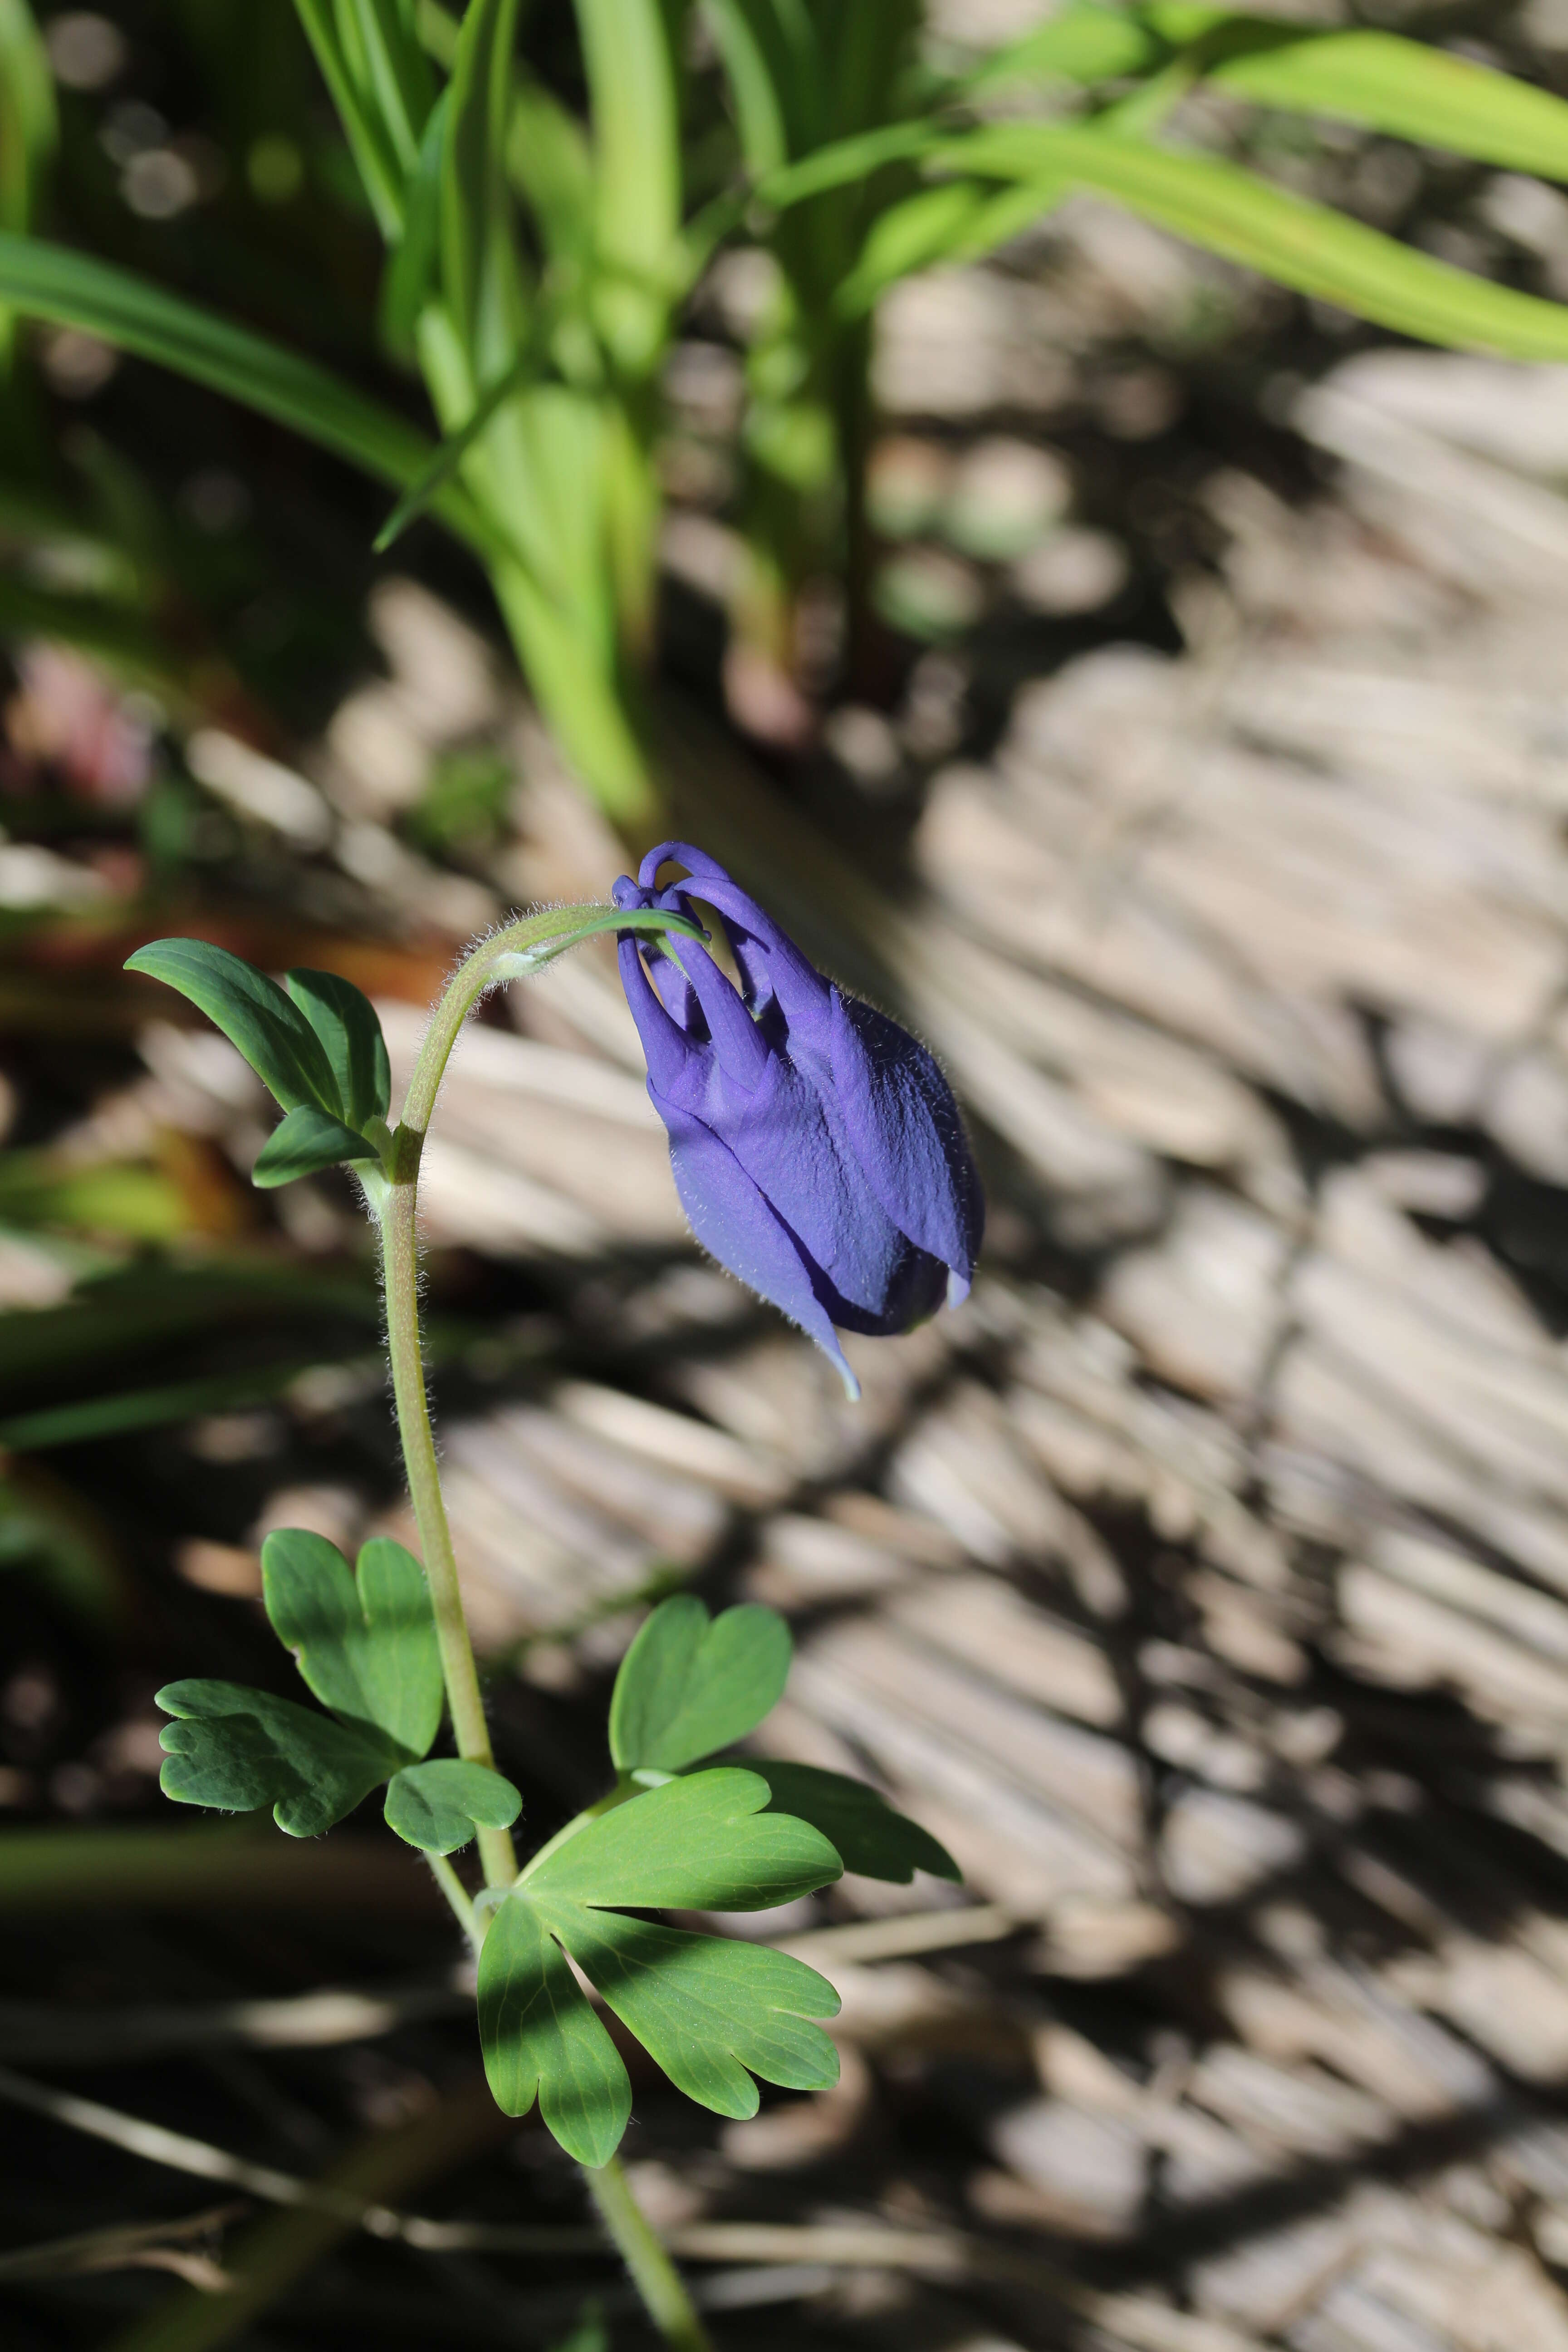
[1,0,1568,820]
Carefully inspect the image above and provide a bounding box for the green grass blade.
[705,0,820,169]
[1158,10,1568,182]
[575,0,681,375]
[755,120,942,210]
[946,125,1568,359]
[0,234,496,555]
[294,0,407,239]
[373,342,533,549]
[347,0,436,175]
[0,0,54,358]
[962,1,1161,94]
[0,0,54,234]
[440,0,521,353]
[507,75,595,262]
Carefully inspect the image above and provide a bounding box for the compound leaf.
[261,1530,443,1759]
[124,941,339,1117]
[156,1678,396,1838]
[385,1758,522,1853]
[749,1761,961,1884]
[478,1893,631,2166]
[608,1597,792,1774]
[251,1106,380,1188]
[285,969,391,1128]
[481,1770,841,2159]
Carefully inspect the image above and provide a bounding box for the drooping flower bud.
[613,843,982,1398]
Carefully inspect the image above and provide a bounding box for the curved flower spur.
[613,843,983,1396]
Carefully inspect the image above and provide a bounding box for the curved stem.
[378,903,700,1891]
[587,2159,714,2352]
[377,899,718,2352]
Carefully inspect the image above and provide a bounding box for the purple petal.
[637,845,829,1031]
[828,991,983,1288]
[662,939,769,1090]
[615,935,699,1097]
[653,1093,861,1399]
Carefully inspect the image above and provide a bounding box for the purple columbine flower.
[613,843,982,1397]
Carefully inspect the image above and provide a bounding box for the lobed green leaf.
[156,1679,397,1838]
[749,1761,960,1884]
[526,1769,842,1913]
[261,1530,443,1760]
[608,1596,792,1776]
[544,1907,840,2120]
[477,1892,631,2166]
[384,1758,522,1853]
[480,1772,842,2161]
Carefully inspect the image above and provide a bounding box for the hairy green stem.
[379,1176,516,1889]
[375,901,717,2352]
[377,905,698,1887]
[424,1852,481,1956]
[587,2160,715,2352]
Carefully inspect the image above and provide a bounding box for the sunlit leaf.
[608,1596,792,1775]
[942,124,1568,360]
[1158,10,1568,182]
[480,1770,841,2161]
[156,1679,397,1838]
[261,1529,443,1759]
[961,0,1159,94]
[528,1768,839,1913]
[384,1758,522,1853]
[548,1908,840,2120]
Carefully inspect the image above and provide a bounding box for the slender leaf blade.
[961,0,1161,94]
[608,1597,793,1775]
[0,235,495,555]
[478,1893,632,2165]
[294,0,407,238]
[1161,13,1568,182]
[123,940,339,1115]
[944,126,1568,360]
[385,1758,522,1852]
